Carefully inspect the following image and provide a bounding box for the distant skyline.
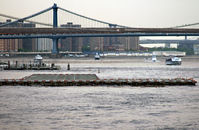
[1,0,199,28]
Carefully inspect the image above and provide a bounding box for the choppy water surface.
[0,57,199,129]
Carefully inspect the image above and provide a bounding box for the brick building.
[0,20,36,52]
[60,23,83,52]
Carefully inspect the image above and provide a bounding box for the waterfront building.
[102,37,139,51]
[21,23,36,51]
[118,37,139,51]
[89,37,104,51]
[36,38,53,51]
[0,20,21,52]
[0,20,36,52]
[0,39,19,52]
[193,44,199,55]
[59,22,139,52]
[60,23,83,52]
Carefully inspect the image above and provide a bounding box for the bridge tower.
[52,3,59,55]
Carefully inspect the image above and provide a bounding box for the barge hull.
[0,74,197,86]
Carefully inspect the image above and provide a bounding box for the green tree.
[82,44,90,52]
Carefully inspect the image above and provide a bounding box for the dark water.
[0,57,199,129]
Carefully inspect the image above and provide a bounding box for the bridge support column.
[53,3,58,28]
[52,38,59,54]
[51,3,59,56]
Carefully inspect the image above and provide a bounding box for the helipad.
[23,74,99,81]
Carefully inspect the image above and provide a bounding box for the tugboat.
[94,53,100,60]
[165,56,182,65]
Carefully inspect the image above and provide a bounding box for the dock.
[0,74,197,86]
[3,65,60,70]
[1,55,60,70]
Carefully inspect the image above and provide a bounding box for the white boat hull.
[166,61,181,65]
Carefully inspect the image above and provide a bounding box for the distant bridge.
[1,27,199,34]
[0,27,199,39]
[1,3,199,54]
[139,39,199,44]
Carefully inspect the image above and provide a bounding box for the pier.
[3,63,60,70]
[0,55,60,70]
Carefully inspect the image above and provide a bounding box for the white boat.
[94,53,100,60]
[144,55,158,62]
[152,55,157,62]
[165,56,182,65]
[34,55,43,66]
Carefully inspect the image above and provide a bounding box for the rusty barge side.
[0,74,197,86]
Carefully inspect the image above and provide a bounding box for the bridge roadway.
[1,27,199,34]
[140,39,199,44]
[1,27,199,39]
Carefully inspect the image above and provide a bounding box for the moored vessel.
[95,53,100,60]
[152,55,157,62]
[166,56,182,65]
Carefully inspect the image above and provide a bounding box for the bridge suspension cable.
[0,6,53,27]
[174,22,199,28]
[0,13,53,27]
[58,7,128,28]
[2,3,198,29]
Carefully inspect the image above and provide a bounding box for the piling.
[67,63,70,70]
[51,63,54,68]
[7,61,10,69]
[15,61,18,68]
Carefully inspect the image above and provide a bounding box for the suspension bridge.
[0,3,199,54]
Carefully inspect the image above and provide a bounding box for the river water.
[0,57,199,130]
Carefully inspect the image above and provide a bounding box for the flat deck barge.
[0,74,197,86]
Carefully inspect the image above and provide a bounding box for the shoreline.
[1,55,199,59]
[1,55,199,63]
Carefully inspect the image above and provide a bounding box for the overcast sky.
[1,0,199,28]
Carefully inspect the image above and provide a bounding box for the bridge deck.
[1,27,199,35]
